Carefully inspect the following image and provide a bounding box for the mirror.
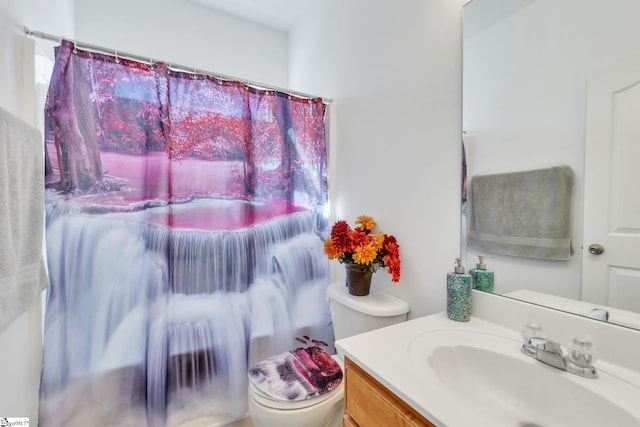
[462,0,640,330]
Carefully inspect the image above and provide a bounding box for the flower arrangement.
[323,215,401,282]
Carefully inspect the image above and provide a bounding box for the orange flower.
[372,232,385,251]
[353,244,377,265]
[349,229,369,247]
[383,241,399,259]
[323,239,341,259]
[356,215,376,231]
[382,254,401,282]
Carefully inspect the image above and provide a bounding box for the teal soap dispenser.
[447,258,472,321]
[470,255,494,292]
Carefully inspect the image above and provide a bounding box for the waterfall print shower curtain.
[40,40,331,427]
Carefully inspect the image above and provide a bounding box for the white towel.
[467,166,574,260]
[0,106,48,331]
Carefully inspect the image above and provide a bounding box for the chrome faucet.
[520,323,598,379]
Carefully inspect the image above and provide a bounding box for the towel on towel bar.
[467,166,574,260]
[0,106,48,331]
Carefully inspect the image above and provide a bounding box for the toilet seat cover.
[248,346,343,404]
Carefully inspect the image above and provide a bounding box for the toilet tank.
[326,282,410,341]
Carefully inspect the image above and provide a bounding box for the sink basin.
[409,329,640,426]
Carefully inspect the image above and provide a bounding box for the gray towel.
[467,166,574,260]
[0,106,48,331]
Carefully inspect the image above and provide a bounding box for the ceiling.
[186,0,313,32]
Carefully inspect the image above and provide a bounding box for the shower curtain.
[40,40,331,427]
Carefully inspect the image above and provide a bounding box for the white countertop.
[336,312,519,426]
[335,290,640,427]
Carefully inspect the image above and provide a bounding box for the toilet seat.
[249,380,343,410]
[248,354,344,410]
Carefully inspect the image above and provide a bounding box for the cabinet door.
[344,357,435,427]
[343,414,359,427]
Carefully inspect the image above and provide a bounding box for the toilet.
[248,281,410,427]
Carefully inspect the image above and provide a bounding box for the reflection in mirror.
[462,0,640,330]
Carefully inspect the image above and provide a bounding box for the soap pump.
[447,258,472,322]
[470,255,494,292]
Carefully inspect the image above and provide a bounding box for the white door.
[582,53,640,313]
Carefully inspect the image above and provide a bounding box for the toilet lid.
[249,354,344,410]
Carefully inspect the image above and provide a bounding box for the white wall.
[463,0,640,300]
[289,0,466,319]
[0,0,74,117]
[0,0,74,421]
[74,0,289,88]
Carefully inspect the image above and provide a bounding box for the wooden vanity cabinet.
[343,357,436,427]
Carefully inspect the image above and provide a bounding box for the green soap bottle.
[470,255,494,292]
[447,258,472,322]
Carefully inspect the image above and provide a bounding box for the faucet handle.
[569,336,597,368]
[521,323,545,344]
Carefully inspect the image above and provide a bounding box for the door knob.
[588,244,605,255]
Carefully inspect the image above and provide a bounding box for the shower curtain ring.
[115,50,120,63]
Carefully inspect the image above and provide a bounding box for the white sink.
[337,293,640,427]
[408,329,640,426]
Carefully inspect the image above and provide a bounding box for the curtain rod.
[24,26,332,104]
